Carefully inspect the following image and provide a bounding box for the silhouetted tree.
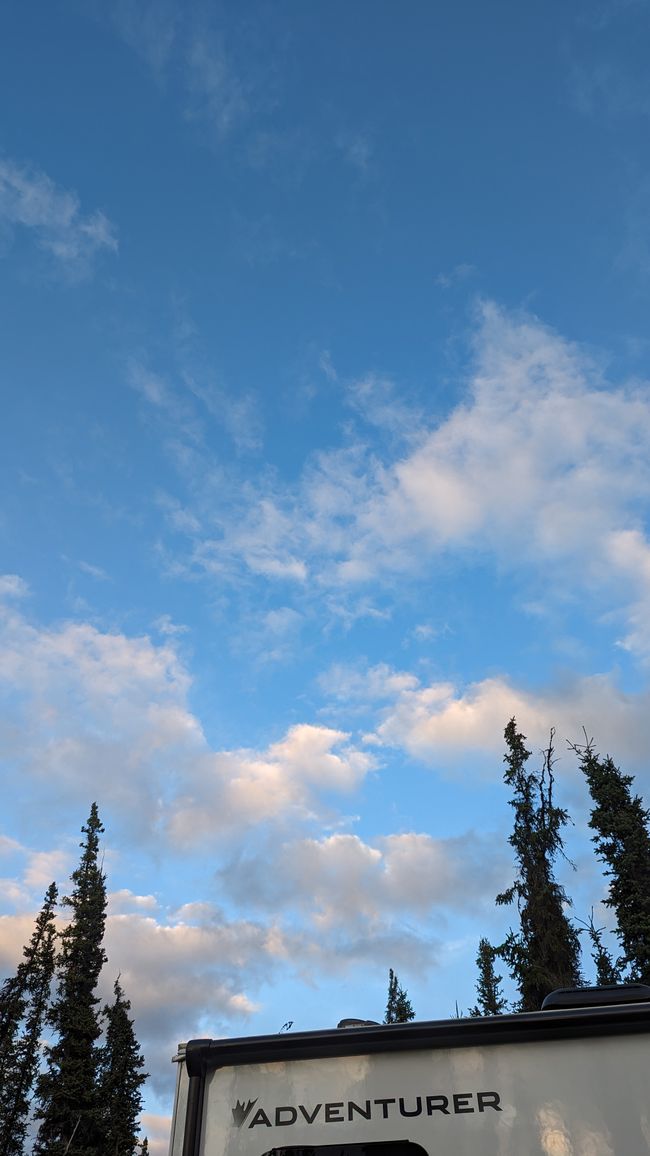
[34,805,107,1156]
[578,910,621,987]
[385,968,415,1023]
[497,721,582,1010]
[0,883,58,1156]
[574,738,650,983]
[469,938,508,1016]
[98,977,147,1156]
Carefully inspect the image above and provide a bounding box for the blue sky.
[3,0,650,1149]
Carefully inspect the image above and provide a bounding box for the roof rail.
[542,983,650,1010]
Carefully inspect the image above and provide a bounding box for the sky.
[2,0,650,1150]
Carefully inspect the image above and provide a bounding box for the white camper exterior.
[169,985,650,1156]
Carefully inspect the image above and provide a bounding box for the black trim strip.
[182,1039,210,1156]
[184,999,650,1077]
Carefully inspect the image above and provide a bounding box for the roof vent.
[336,1018,381,1029]
[541,983,650,1010]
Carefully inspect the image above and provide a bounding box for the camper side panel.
[196,1033,650,1156]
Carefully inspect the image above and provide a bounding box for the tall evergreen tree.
[469,938,508,1016]
[0,883,58,1156]
[98,977,147,1156]
[34,805,107,1156]
[575,740,650,983]
[384,968,415,1023]
[496,720,582,1011]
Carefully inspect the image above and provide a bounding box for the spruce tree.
[496,721,582,1010]
[98,977,148,1156]
[575,740,650,983]
[580,912,621,987]
[34,805,107,1156]
[0,883,58,1156]
[469,938,508,1016]
[384,968,415,1023]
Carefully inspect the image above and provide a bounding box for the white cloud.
[109,889,159,913]
[169,723,375,844]
[605,529,650,659]
[220,830,508,930]
[23,849,71,891]
[264,606,302,637]
[351,301,650,575]
[103,907,268,1055]
[0,835,22,855]
[0,574,28,599]
[0,598,373,846]
[0,602,193,832]
[361,666,650,780]
[0,882,32,912]
[0,158,117,278]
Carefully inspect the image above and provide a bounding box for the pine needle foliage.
[496,720,582,1011]
[384,968,415,1023]
[34,804,108,1156]
[0,883,58,1156]
[574,739,650,983]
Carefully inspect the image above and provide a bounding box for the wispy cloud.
[78,560,112,582]
[434,262,477,289]
[0,157,117,280]
[335,131,373,175]
[129,350,263,455]
[111,0,178,76]
[184,28,248,139]
[569,57,650,119]
[109,3,254,142]
[151,301,650,659]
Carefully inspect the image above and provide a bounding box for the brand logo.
[230,1091,502,1129]
[232,1099,258,1128]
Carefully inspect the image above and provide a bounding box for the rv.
[170,984,650,1156]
